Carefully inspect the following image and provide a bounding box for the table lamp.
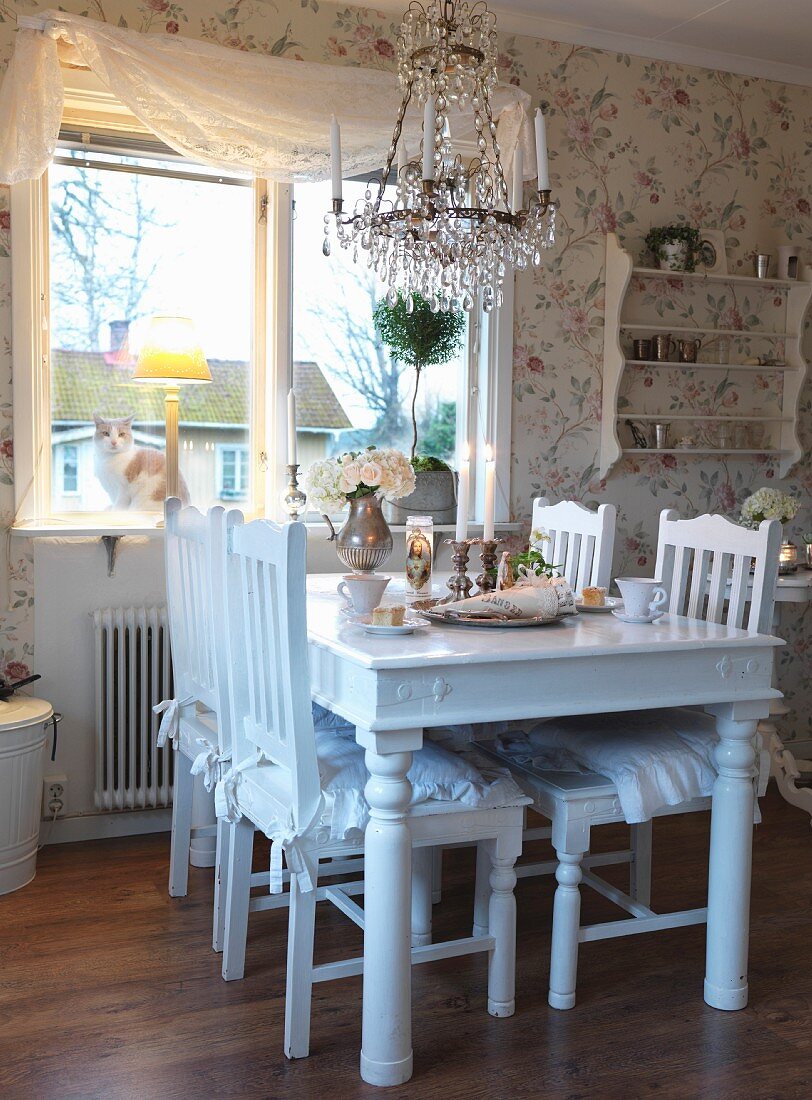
[133,316,211,499]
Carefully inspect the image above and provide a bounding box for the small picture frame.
[697,229,727,274]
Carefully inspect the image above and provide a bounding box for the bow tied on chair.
[190,738,232,793]
[267,798,324,896]
[153,695,195,749]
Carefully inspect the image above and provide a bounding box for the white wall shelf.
[632,265,796,289]
[602,233,812,479]
[625,358,797,373]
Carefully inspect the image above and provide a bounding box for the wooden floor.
[2,788,810,1099]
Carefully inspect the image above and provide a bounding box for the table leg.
[704,703,763,1010]
[356,726,422,1087]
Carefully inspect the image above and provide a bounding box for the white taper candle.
[287,388,297,466]
[511,143,524,213]
[483,444,495,542]
[422,95,436,181]
[534,108,549,191]
[330,114,342,202]
[455,442,470,542]
[398,140,408,179]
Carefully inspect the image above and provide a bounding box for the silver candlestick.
[475,538,502,594]
[443,539,474,602]
[283,464,307,521]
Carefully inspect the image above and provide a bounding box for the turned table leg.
[704,702,766,1010]
[356,727,422,1087]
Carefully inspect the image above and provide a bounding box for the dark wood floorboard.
[1,788,810,1099]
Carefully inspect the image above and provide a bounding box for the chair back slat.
[224,516,320,823]
[653,509,781,633]
[531,498,617,593]
[164,498,228,718]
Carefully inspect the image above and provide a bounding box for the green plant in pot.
[373,292,465,523]
[645,225,702,273]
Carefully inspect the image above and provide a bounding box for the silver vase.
[329,494,393,573]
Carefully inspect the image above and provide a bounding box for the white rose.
[359,460,383,487]
[340,461,361,493]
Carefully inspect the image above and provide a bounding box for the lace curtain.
[0,10,533,186]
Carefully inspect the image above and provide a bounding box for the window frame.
[59,443,80,497]
[12,145,272,528]
[11,83,513,533]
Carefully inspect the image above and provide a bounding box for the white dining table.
[306,574,783,1087]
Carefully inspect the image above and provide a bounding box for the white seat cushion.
[486,708,722,824]
[320,729,528,840]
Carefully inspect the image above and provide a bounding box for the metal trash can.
[0,697,54,895]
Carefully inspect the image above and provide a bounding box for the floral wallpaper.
[0,0,809,740]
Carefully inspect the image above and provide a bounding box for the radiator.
[93,606,175,811]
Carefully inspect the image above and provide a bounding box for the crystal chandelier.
[324,0,556,313]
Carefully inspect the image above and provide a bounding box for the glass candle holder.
[405,515,433,597]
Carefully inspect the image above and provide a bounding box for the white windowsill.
[12,519,524,539]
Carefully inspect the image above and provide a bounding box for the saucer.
[612,609,663,625]
[575,597,622,613]
[349,614,422,636]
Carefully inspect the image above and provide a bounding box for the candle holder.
[443,539,474,603]
[283,463,307,521]
[475,538,503,594]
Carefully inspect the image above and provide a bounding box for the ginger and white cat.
[93,412,190,510]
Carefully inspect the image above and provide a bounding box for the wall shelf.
[632,265,796,289]
[625,358,797,373]
[624,448,788,457]
[621,322,795,338]
[601,233,812,479]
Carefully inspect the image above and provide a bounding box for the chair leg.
[548,850,584,1010]
[284,853,319,1060]
[472,841,491,938]
[411,846,433,947]
[168,750,193,898]
[431,846,443,905]
[486,838,518,1018]
[629,820,653,906]
[212,818,231,953]
[221,816,254,981]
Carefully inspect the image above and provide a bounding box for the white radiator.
[93,606,175,811]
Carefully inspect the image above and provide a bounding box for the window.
[11,80,512,532]
[292,179,465,467]
[60,444,79,496]
[45,139,256,518]
[217,445,250,500]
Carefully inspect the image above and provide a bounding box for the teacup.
[615,576,668,621]
[337,573,390,616]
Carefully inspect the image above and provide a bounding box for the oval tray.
[415,608,567,628]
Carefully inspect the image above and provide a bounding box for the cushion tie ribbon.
[153,695,195,749]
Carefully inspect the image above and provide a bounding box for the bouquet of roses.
[304,447,415,513]
[740,488,799,529]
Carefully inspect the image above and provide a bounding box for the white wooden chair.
[530,497,616,595]
[217,515,526,1059]
[158,497,230,899]
[478,509,781,1009]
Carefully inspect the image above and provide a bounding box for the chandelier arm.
[375,76,415,214]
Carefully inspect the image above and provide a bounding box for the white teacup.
[615,577,668,621]
[337,573,390,616]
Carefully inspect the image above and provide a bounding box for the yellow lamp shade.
[133,315,212,385]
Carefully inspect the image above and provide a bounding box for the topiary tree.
[373,292,465,461]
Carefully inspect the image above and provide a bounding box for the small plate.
[575,597,622,613]
[611,609,663,625]
[350,614,422,636]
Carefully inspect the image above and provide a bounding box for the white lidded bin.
[0,697,54,895]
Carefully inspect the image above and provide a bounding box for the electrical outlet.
[43,775,68,817]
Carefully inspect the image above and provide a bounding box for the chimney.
[104,320,133,366]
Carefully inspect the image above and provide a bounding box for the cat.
[93,412,190,510]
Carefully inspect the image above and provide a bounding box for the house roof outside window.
[51,353,351,433]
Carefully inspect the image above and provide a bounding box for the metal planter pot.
[383,469,457,525]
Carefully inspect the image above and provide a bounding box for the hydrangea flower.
[740,488,799,529]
